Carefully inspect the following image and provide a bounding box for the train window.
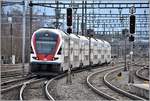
[36,41,56,54]
[35,32,57,54]
[58,47,62,55]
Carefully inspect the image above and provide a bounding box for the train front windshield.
[36,31,58,54]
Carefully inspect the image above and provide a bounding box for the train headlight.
[33,56,39,60]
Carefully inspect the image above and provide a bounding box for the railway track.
[136,67,149,81]
[104,67,146,100]
[45,73,66,101]
[1,75,36,94]
[87,65,146,100]
[19,78,50,100]
[1,76,38,100]
[45,63,123,100]
[1,58,144,100]
[1,64,29,71]
[1,75,36,89]
[1,69,25,78]
[1,75,25,83]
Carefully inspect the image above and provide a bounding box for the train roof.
[34,28,110,47]
[103,40,111,47]
[77,35,89,41]
[34,28,69,38]
[70,34,80,39]
[97,39,104,43]
[35,28,60,35]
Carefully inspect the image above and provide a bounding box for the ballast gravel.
[48,66,110,100]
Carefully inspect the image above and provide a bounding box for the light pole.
[8,17,13,64]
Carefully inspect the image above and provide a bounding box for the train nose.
[44,58,47,61]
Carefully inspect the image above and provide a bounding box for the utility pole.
[81,1,84,35]
[29,0,33,74]
[0,0,0,64]
[77,15,79,35]
[72,1,77,34]
[124,33,127,71]
[29,0,32,39]
[87,29,92,71]
[8,16,13,64]
[55,0,60,29]
[84,1,87,34]
[89,35,91,70]
[103,23,105,40]
[22,0,26,76]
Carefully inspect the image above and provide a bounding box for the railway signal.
[67,8,72,26]
[130,14,136,34]
[128,6,136,83]
[66,8,72,85]
[67,27,72,34]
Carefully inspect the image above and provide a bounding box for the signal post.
[66,8,72,85]
[128,6,136,83]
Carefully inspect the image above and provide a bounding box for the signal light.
[67,8,72,26]
[129,35,134,42]
[130,15,136,34]
[67,27,72,34]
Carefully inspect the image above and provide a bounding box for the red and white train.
[30,28,111,75]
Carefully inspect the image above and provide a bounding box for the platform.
[129,84,149,99]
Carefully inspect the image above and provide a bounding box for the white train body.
[30,28,111,74]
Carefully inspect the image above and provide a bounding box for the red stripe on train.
[37,54,54,61]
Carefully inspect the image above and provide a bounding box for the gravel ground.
[1,86,21,100]
[108,65,149,99]
[48,65,116,100]
[111,65,148,87]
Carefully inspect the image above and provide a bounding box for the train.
[29,28,111,75]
